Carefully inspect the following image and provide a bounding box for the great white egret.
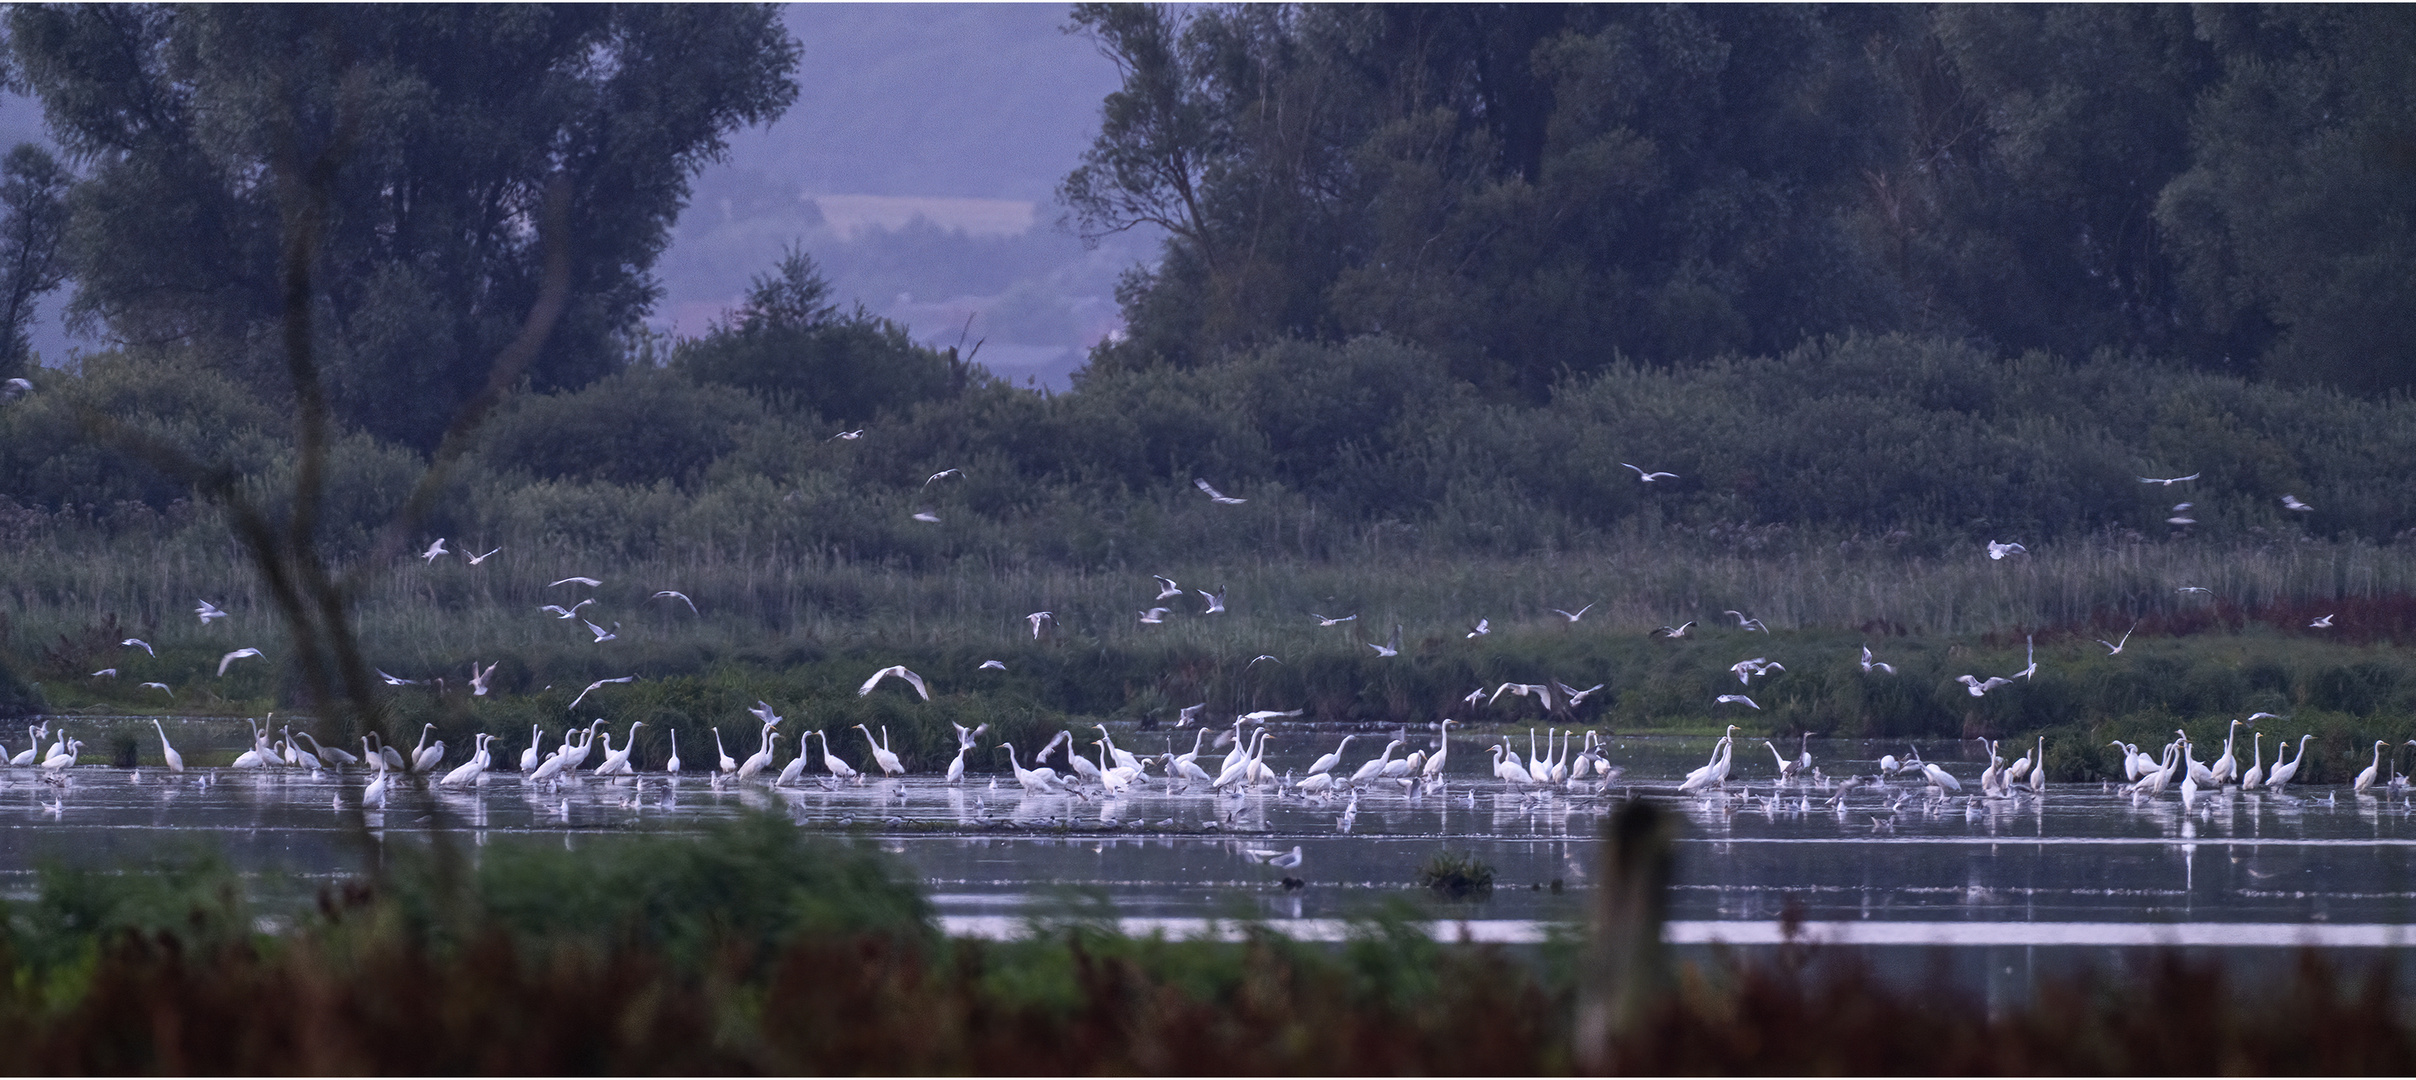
[2239,732,2265,790]
[152,719,183,773]
[858,665,931,700]
[2354,740,2387,793]
[665,729,682,775]
[815,730,860,781]
[1348,740,1405,786]
[2267,734,2314,788]
[856,724,905,776]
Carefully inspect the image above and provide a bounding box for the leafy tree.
[0,142,69,380]
[2157,5,2416,392]
[676,248,962,425]
[4,4,799,447]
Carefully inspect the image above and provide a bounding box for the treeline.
[10,311,2416,567]
[1066,4,2416,395]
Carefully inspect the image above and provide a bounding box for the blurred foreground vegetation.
[0,813,2408,1074]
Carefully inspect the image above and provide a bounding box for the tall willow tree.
[5,4,799,447]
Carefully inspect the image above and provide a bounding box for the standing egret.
[151,719,184,773]
[593,722,645,776]
[1423,719,1459,780]
[665,729,682,776]
[2210,719,2246,785]
[856,724,906,776]
[2028,735,2046,795]
[2240,732,2265,790]
[1347,739,1404,787]
[815,730,861,781]
[1306,735,1357,777]
[2267,734,2314,789]
[520,725,544,772]
[713,729,738,774]
[2354,740,2388,794]
[998,742,1058,793]
[737,733,778,779]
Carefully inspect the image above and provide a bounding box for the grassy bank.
[0,813,2408,1074]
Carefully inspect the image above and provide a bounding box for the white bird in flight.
[1986,541,2026,560]
[1312,612,1357,626]
[1198,587,1226,614]
[2281,495,2313,512]
[830,429,863,440]
[1715,694,1760,709]
[122,638,154,656]
[652,590,698,614]
[2309,614,2335,628]
[217,648,262,676]
[1859,645,1895,675]
[1368,625,1403,658]
[924,468,963,488]
[1551,604,1594,623]
[142,682,174,697]
[551,576,602,588]
[567,675,636,712]
[195,599,228,624]
[978,660,1007,671]
[376,668,419,686]
[467,546,501,564]
[1723,610,1769,633]
[540,598,595,619]
[1729,657,1784,684]
[1958,674,2012,697]
[419,538,449,562]
[91,668,116,678]
[469,660,498,697]
[582,618,618,643]
[1466,618,1490,638]
[859,665,932,701]
[1152,575,1183,600]
[1026,611,1053,638]
[1651,621,1695,639]
[912,511,941,523]
[2097,621,2137,655]
[1622,463,1677,482]
[1194,478,1245,504]
[2138,472,2199,485]
[1138,607,1170,624]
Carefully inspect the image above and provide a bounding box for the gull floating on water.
[1194,478,1245,504]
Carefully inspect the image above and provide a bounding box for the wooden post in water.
[1574,799,1674,1074]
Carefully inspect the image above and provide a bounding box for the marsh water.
[8,717,2416,974]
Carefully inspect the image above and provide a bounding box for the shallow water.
[6,720,2416,951]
